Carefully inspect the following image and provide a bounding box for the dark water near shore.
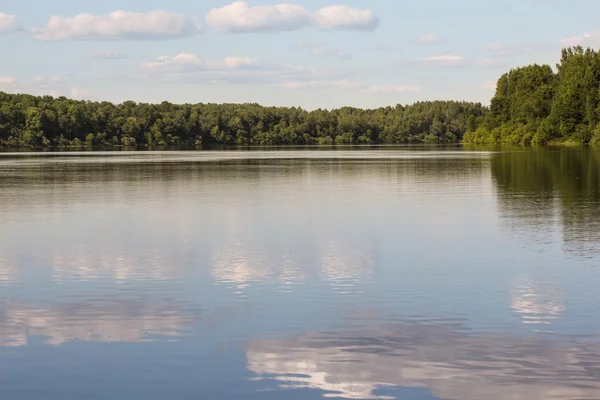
[1,148,599,400]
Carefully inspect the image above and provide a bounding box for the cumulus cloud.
[313,5,379,31]
[417,54,465,67]
[89,51,129,60]
[206,1,380,33]
[31,10,202,41]
[206,1,312,33]
[416,33,443,44]
[140,53,329,86]
[0,13,20,33]
[142,53,258,72]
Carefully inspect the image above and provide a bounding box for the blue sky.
[0,0,599,109]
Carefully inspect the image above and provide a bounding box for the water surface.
[1,148,599,400]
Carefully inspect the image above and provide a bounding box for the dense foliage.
[464,46,600,145]
[0,91,486,148]
[5,46,600,148]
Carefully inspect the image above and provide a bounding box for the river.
[1,147,599,400]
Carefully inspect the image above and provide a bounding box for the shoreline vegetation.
[1,47,599,149]
[465,46,600,147]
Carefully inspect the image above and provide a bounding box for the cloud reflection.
[510,278,565,325]
[211,240,375,294]
[319,241,374,289]
[211,244,307,294]
[248,322,600,400]
[0,301,195,347]
[0,259,18,284]
[52,248,178,283]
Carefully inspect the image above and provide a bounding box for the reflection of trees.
[1,153,491,290]
[248,321,600,400]
[0,153,490,209]
[492,149,600,257]
[0,301,196,347]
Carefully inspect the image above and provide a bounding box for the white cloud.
[31,10,202,41]
[313,5,379,31]
[140,53,327,86]
[0,13,20,33]
[206,1,312,33]
[482,43,512,55]
[311,47,351,60]
[407,54,504,70]
[418,54,465,67]
[560,32,592,46]
[89,51,128,60]
[142,54,258,72]
[206,1,380,33]
[422,55,463,62]
[416,33,443,44]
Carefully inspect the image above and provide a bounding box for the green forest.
[465,46,600,145]
[0,94,485,148]
[1,46,600,148]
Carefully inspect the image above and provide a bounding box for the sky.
[0,0,599,109]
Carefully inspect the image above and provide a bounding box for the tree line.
[0,92,486,148]
[3,46,600,148]
[464,46,600,145]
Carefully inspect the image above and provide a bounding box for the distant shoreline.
[2,46,600,148]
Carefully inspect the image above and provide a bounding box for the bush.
[121,136,136,146]
[590,125,600,146]
[317,136,333,145]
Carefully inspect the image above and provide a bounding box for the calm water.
[1,148,600,400]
